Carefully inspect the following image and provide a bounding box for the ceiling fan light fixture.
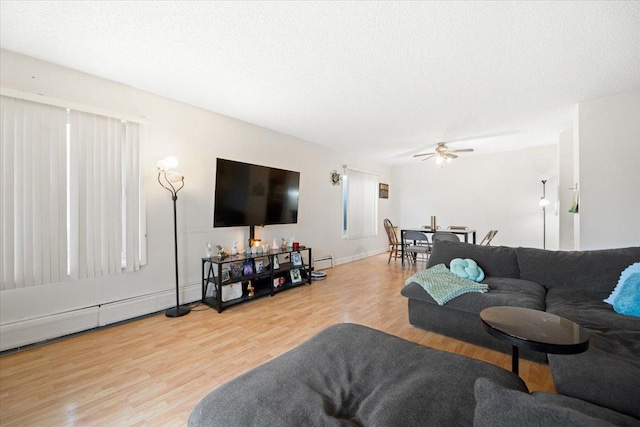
[415,142,474,163]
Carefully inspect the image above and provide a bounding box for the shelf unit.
[201,247,313,313]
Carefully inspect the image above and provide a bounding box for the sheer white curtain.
[1,96,68,290]
[345,168,379,240]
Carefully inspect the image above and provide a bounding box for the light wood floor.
[0,254,554,426]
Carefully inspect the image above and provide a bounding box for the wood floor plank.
[0,254,555,426]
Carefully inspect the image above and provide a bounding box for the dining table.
[400,228,477,267]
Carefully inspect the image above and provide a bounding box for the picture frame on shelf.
[273,276,285,288]
[292,251,303,267]
[230,262,243,279]
[290,268,302,284]
[255,259,265,274]
[242,259,254,276]
[273,256,280,270]
[221,267,231,283]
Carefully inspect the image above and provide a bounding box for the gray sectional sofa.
[401,241,640,420]
[189,324,640,426]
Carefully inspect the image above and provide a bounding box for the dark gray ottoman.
[188,323,527,426]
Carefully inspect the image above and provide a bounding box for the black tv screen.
[213,158,300,227]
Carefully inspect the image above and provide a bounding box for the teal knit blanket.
[405,264,489,305]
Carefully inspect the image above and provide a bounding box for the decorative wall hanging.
[379,183,389,199]
[330,170,341,186]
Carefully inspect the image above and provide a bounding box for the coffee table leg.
[512,346,519,375]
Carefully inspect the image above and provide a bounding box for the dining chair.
[404,230,431,265]
[479,230,498,246]
[447,225,469,230]
[432,231,461,243]
[384,219,405,263]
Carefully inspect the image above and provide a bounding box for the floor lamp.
[157,156,191,318]
[539,179,550,250]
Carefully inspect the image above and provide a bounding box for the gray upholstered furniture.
[401,241,640,420]
[189,323,640,426]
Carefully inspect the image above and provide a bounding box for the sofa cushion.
[531,391,640,427]
[604,262,640,306]
[549,330,640,419]
[545,288,640,332]
[189,323,528,427]
[402,277,546,315]
[516,246,640,292]
[450,258,485,282]
[474,378,632,427]
[428,241,520,278]
[611,269,640,318]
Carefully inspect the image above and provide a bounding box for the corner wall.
[575,92,640,249]
[558,128,575,250]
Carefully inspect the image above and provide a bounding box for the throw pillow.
[473,378,615,427]
[450,258,485,282]
[604,262,640,318]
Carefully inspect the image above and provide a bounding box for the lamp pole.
[158,157,190,318]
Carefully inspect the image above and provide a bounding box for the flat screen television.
[213,158,300,228]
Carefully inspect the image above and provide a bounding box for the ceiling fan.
[413,142,474,163]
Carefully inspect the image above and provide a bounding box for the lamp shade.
[157,156,179,172]
[166,171,184,182]
[165,156,179,169]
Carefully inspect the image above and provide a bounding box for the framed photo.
[292,252,303,267]
[255,259,265,274]
[221,268,231,283]
[230,262,243,279]
[379,183,389,199]
[273,277,285,288]
[273,256,280,270]
[290,268,302,284]
[242,259,254,276]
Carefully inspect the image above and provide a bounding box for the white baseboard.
[0,307,100,352]
[0,283,202,352]
[0,250,387,352]
[334,247,387,267]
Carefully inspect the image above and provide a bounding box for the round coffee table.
[480,306,590,375]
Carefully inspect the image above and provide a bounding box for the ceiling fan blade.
[444,153,458,159]
[449,148,474,153]
[413,152,436,158]
[420,154,436,161]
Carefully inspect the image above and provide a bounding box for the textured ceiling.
[1,1,639,164]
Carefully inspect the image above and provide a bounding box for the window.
[342,167,379,239]
[1,95,146,290]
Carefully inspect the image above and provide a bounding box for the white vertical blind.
[1,96,68,289]
[1,95,146,291]
[70,111,122,279]
[124,122,142,272]
[345,168,379,240]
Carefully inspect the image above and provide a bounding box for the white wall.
[558,128,575,249]
[0,49,391,350]
[392,146,559,249]
[575,92,640,250]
